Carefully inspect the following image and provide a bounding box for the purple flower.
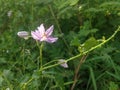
[58,59,68,68]
[31,24,58,43]
[17,31,29,39]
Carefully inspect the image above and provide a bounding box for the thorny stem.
[41,26,120,71]
[71,54,88,90]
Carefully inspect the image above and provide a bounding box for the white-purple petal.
[37,24,45,36]
[45,36,58,43]
[31,31,41,40]
[45,25,54,36]
[31,24,58,43]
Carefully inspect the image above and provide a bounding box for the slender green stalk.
[43,60,59,67]
[40,43,44,69]
[21,77,33,89]
[36,41,44,69]
[41,26,120,71]
[36,41,40,69]
[22,43,25,74]
[89,66,97,90]
[50,81,76,89]
[22,42,44,88]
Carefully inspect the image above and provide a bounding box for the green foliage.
[78,37,99,53]
[0,0,120,90]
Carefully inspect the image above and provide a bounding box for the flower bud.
[58,59,68,68]
[17,31,29,39]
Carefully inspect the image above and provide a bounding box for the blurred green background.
[0,0,120,90]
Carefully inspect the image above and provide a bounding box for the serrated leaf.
[78,37,99,53]
[84,37,99,50]
[78,37,99,52]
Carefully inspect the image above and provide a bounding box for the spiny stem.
[41,26,120,71]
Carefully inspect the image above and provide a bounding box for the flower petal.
[37,24,45,36]
[58,59,68,68]
[45,25,54,36]
[45,36,58,43]
[31,31,41,40]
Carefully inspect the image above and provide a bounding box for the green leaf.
[89,66,97,90]
[70,37,80,46]
[78,28,98,37]
[106,71,120,81]
[78,37,99,52]
[84,37,99,50]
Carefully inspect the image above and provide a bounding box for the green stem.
[36,41,40,69]
[21,77,33,89]
[43,60,59,67]
[40,43,44,69]
[36,41,44,69]
[22,43,25,74]
[40,26,120,71]
[51,81,76,89]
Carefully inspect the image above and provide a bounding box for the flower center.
[41,33,47,41]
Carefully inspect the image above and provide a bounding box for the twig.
[71,54,88,90]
